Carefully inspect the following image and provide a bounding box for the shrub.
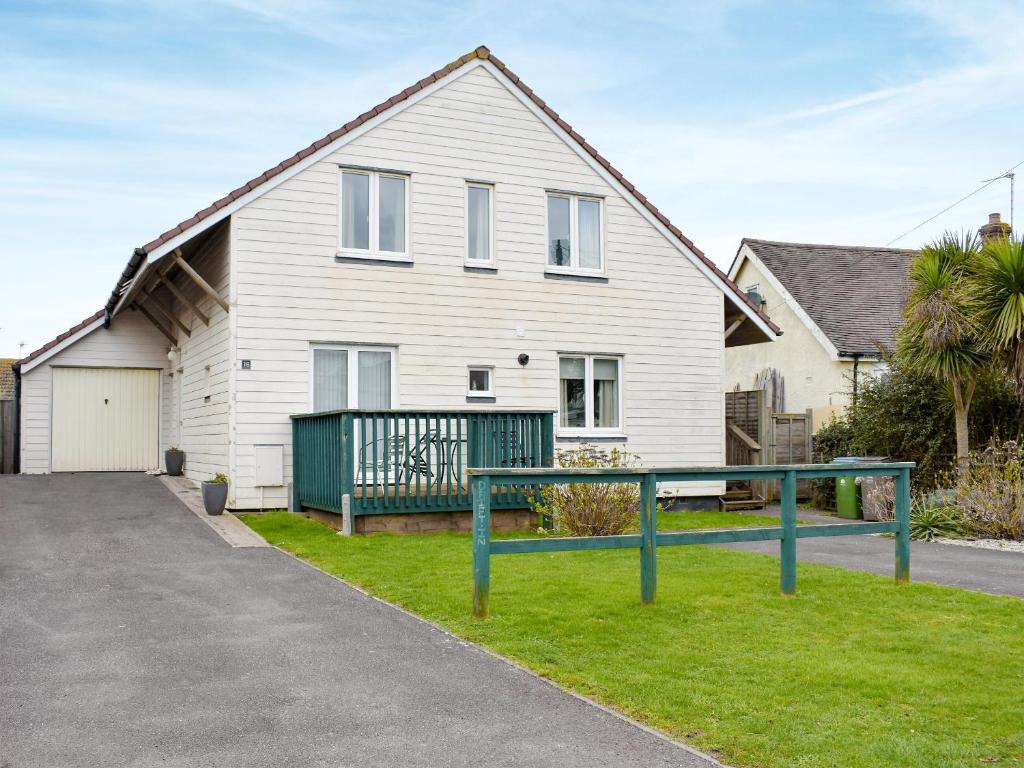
[909,498,964,541]
[530,446,641,536]
[953,440,1024,540]
[863,476,895,521]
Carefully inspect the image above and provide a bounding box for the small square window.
[467,367,494,397]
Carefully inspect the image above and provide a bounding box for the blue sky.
[2,0,1022,357]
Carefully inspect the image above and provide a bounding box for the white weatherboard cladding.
[19,311,171,473]
[51,367,160,471]
[229,64,726,506]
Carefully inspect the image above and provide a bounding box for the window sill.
[544,268,608,283]
[463,262,497,273]
[335,251,413,266]
[556,432,627,441]
[466,392,495,399]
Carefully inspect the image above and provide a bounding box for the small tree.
[897,232,989,460]
[975,236,1024,392]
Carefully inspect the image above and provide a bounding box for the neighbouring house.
[724,238,915,427]
[13,46,779,518]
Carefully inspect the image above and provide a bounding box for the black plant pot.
[202,482,229,516]
[165,450,185,476]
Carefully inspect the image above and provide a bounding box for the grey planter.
[202,482,229,516]
[165,450,185,476]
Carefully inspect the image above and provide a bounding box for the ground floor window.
[310,344,395,411]
[558,354,621,434]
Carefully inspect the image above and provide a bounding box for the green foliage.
[909,498,964,541]
[954,440,1024,540]
[209,472,229,484]
[530,445,641,536]
[975,237,1024,390]
[810,358,1024,508]
[243,511,1024,768]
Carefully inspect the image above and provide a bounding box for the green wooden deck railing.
[468,462,914,617]
[290,408,555,520]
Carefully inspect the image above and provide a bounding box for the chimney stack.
[979,212,1011,242]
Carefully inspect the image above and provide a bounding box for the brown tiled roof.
[742,239,917,356]
[0,358,15,399]
[14,310,105,369]
[118,46,779,335]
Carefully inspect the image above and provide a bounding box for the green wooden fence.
[291,408,555,519]
[469,462,914,617]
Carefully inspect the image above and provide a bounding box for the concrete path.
[0,473,718,768]
[725,506,1024,599]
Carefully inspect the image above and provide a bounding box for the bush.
[809,358,1024,509]
[531,446,641,536]
[909,498,964,541]
[953,440,1024,540]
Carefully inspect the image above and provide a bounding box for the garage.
[51,367,160,472]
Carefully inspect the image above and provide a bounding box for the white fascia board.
[736,243,841,360]
[19,317,105,374]
[113,60,487,315]
[483,60,777,341]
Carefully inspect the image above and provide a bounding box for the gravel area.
[935,537,1024,553]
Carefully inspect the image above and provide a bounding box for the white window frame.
[556,353,623,436]
[545,193,605,276]
[308,343,399,411]
[337,169,411,262]
[464,182,495,267]
[466,365,495,398]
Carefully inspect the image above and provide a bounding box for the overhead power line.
[886,159,1024,246]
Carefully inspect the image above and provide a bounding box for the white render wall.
[19,311,172,473]
[725,254,884,427]
[228,64,727,508]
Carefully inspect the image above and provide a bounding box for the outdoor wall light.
[517,353,530,366]
[167,346,180,364]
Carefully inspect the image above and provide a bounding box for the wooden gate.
[725,390,813,501]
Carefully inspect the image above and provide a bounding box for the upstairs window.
[547,194,603,273]
[466,183,494,265]
[339,170,408,260]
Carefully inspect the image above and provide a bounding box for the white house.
[15,47,778,513]
[725,238,914,427]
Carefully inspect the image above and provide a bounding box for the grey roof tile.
[742,239,917,356]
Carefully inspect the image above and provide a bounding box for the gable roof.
[737,239,916,357]
[0,358,15,399]
[106,46,780,337]
[14,309,106,370]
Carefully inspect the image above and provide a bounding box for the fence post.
[895,467,911,584]
[640,472,658,605]
[540,413,555,468]
[472,474,492,618]
[290,418,301,513]
[780,469,797,595]
[340,413,355,507]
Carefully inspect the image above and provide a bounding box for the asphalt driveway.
[0,473,715,768]
[725,507,1024,599]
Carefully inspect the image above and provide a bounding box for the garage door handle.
[104,398,109,405]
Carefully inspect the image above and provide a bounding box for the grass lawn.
[242,511,1024,768]
[657,509,784,530]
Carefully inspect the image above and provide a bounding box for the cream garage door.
[51,367,160,472]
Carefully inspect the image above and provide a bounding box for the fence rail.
[468,462,914,617]
[291,408,555,521]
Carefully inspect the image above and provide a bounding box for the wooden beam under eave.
[140,286,191,338]
[153,263,210,326]
[724,316,746,340]
[172,250,229,313]
[132,303,176,344]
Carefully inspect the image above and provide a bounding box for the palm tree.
[896,232,989,460]
[974,236,1024,392]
